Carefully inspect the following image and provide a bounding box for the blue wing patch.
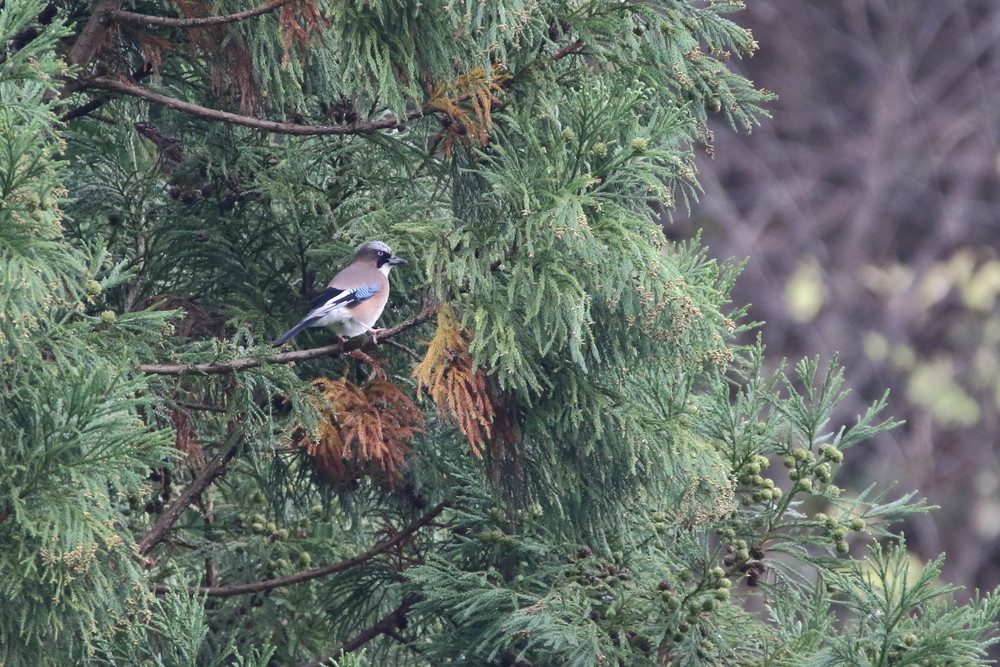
[351,284,381,301]
[311,284,381,312]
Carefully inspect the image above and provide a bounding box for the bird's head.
[354,241,407,274]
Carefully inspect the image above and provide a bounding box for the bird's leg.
[364,324,387,344]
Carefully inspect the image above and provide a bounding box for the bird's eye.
[378,251,387,257]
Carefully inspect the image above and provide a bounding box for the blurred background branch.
[677,0,1000,596]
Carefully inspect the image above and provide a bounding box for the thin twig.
[165,536,200,549]
[139,304,437,376]
[381,338,423,363]
[85,77,430,136]
[153,502,448,598]
[301,595,421,667]
[109,0,290,28]
[173,400,228,413]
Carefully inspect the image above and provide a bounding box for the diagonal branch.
[67,0,125,69]
[301,595,420,667]
[549,38,585,62]
[85,76,431,136]
[59,97,105,123]
[153,502,448,598]
[138,433,243,556]
[109,0,291,28]
[139,303,437,376]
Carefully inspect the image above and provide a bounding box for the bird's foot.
[367,327,387,344]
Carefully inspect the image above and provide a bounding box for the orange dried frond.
[345,349,387,379]
[425,93,466,120]
[413,305,497,457]
[167,0,267,114]
[457,64,510,128]
[301,377,423,488]
[279,0,329,60]
[135,33,173,74]
[425,64,509,156]
[170,407,203,463]
[174,0,211,19]
[229,43,264,115]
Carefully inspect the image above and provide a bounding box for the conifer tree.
[1,0,998,664]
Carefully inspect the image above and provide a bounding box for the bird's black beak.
[388,256,407,265]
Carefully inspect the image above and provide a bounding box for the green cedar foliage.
[0,0,996,664]
[0,2,176,662]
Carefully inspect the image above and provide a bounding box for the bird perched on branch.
[272,241,407,347]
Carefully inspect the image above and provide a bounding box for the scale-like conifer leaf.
[299,377,423,488]
[413,305,500,457]
[426,64,509,156]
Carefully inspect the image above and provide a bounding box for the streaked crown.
[353,240,405,269]
[356,241,393,256]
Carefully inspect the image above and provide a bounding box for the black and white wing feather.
[272,284,382,347]
[309,284,381,310]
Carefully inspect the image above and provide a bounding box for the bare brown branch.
[59,98,105,123]
[137,434,242,556]
[550,38,585,62]
[139,304,437,376]
[109,0,291,28]
[153,502,448,598]
[85,77,430,136]
[66,0,124,69]
[301,595,420,667]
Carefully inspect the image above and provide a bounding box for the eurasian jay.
[272,241,407,347]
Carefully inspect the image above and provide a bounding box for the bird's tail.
[272,318,314,347]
